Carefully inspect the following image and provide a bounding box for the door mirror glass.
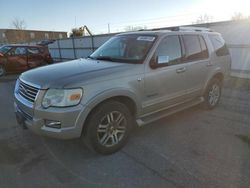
[157,55,169,64]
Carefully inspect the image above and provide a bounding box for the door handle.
[176,67,186,73]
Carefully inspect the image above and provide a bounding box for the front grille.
[18,81,39,103]
[17,107,33,121]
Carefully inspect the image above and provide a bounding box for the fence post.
[57,40,62,62]
[72,37,77,59]
[91,35,95,52]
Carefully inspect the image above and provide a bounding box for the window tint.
[182,35,208,61]
[0,46,11,54]
[8,47,26,56]
[199,36,209,58]
[209,34,229,56]
[28,47,40,54]
[155,35,182,66]
[90,35,156,63]
[99,38,126,57]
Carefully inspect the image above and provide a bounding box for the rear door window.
[209,34,229,56]
[28,47,40,55]
[182,35,208,61]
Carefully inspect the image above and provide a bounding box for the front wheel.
[82,100,132,155]
[203,78,222,109]
[0,65,6,77]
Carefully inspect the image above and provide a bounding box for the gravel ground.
[0,76,250,188]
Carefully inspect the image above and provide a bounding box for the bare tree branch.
[231,12,246,21]
[11,18,26,30]
[193,14,213,24]
[124,25,147,32]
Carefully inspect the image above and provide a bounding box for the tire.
[82,100,133,155]
[0,65,6,77]
[203,78,222,109]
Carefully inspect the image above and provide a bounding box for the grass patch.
[236,134,250,147]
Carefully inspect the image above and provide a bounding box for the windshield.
[0,46,11,54]
[89,35,156,63]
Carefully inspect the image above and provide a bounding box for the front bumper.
[14,93,90,140]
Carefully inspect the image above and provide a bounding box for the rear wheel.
[0,65,6,77]
[82,100,132,155]
[203,78,222,109]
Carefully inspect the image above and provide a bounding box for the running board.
[136,97,204,127]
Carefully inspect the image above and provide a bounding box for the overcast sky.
[0,0,250,34]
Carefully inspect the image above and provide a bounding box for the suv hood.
[20,59,142,89]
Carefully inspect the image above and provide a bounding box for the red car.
[0,44,53,77]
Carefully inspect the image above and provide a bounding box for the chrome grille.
[18,81,39,103]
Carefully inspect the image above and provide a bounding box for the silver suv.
[14,27,231,154]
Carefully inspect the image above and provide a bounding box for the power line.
[85,12,214,34]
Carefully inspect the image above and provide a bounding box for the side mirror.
[149,56,157,69]
[0,53,4,57]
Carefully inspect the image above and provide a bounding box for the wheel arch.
[79,90,140,135]
[203,71,224,95]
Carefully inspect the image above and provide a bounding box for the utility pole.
[108,23,110,33]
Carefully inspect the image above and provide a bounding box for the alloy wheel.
[208,84,220,106]
[97,111,127,147]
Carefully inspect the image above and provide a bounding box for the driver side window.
[8,47,27,56]
[155,35,182,67]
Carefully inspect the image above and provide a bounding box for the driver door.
[143,35,189,114]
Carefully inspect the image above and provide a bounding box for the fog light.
[45,120,61,129]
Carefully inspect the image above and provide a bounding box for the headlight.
[14,79,20,93]
[42,88,82,108]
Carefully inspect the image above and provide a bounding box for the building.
[0,29,67,45]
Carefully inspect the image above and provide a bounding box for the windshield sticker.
[137,36,155,42]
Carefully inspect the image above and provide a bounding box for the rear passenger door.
[181,34,210,97]
[27,47,46,68]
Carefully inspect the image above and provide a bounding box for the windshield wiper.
[86,55,95,60]
[95,56,115,62]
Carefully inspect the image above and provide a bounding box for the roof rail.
[172,26,213,32]
[136,26,213,33]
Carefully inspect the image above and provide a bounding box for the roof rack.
[136,26,213,33]
[171,26,213,32]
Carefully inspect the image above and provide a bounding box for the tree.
[70,28,84,37]
[193,14,213,24]
[11,17,26,30]
[70,26,92,37]
[124,25,147,32]
[11,18,27,43]
[231,12,246,21]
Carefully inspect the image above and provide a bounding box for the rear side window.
[28,47,40,54]
[39,47,45,53]
[182,35,208,61]
[209,34,229,56]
